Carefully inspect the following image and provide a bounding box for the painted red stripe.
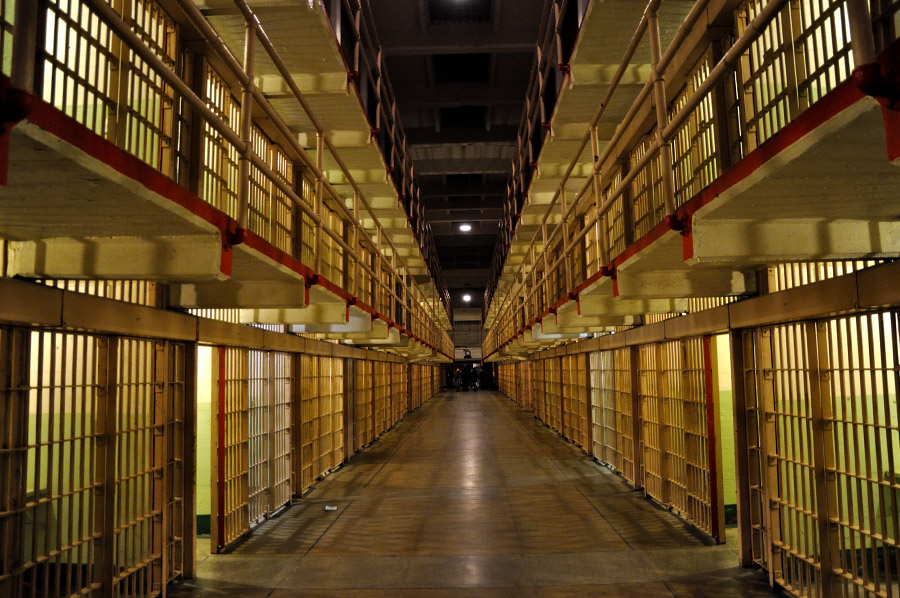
[493,77,871,349]
[681,80,865,220]
[26,100,230,231]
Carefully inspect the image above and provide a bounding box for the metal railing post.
[11,0,39,92]
[590,126,609,268]
[237,21,255,232]
[648,8,677,219]
[846,0,877,66]
[313,132,325,275]
[560,187,573,293]
[352,191,361,298]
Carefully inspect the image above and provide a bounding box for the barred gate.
[742,312,900,598]
[353,360,374,449]
[0,328,190,597]
[562,354,589,450]
[591,348,638,482]
[211,347,249,552]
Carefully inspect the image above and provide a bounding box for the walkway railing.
[482,0,899,356]
[3,0,452,356]
[321,0,450,318]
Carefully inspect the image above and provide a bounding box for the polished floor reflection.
[172,391,786,597]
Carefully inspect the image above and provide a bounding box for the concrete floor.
[171,391,787,597]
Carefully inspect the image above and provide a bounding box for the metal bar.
[702,335,724,543]
[630,345,644,491]
[663,0,792,141]
[213,346,227,551]
[78,0,450,341]
[0,328,29,598]
[81,0,245,151]
[648,8,676,217]
[237,22,255,231]
[805,321,839,598]
[234,0,450,324]
[10,0,39,91]
[846,0,878,65]
[182,342,198,579]
[488,0,791,336]
[95,336,118,596]
[729,330,754,567]
[486,0,712,323]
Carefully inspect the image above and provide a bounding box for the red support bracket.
[601,264,616,280]
[664,213,687,233]
[0,78,34,133]
[853,62,900,109]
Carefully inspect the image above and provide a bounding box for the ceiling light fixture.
[459,223,472,232]
[463,294,472,302]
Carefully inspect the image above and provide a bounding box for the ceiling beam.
[426,207,504,220]
[406,126,518,145]
[383,43,535,56]
[413,158,512,174]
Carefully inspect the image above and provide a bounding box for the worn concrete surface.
[171,391,787,597]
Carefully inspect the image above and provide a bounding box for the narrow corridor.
[172,391,784,597]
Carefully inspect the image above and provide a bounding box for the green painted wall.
[715,334,738,523]
[196,346,213,534]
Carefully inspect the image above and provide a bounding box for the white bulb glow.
[459,224,472,232]
[463,294,472,302]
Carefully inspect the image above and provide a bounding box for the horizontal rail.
[58,0,451,352]
[483,0,886,357]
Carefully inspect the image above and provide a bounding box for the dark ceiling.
[368,0,544,312]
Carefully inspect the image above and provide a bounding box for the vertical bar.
[560,189,572,293]
[780,0,805,118]
[729,330,753,566]
[267,352,277,516]
[10,0,39,91]
[656,342,669,504]
[153,341,169,590]
[314,134,325,275]
[703,336,725,543]
[94,336,118,596]
[630,346,643,491]
[805,321,840,598]
[292,351,303,496]
[709,40,734,175]
[647,8,676,217]
[755,328,781,586]
[237,22,255,230]
[182,342,197,578]
[0,328,29,598]
[212,347,227,551]
[185,54,207,195]
[558,357,565,436]
[583,352,593,456]
[735,7,758,154]
[343,358,353,462]
[846,0,878,66]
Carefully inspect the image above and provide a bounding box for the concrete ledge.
[625,322,666,346]
[0,278,64,328]
[665,306,729,339]
[198,317,267,347]
[857,260,900,309]
[728,275,858,330]
[65,292,196,341]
